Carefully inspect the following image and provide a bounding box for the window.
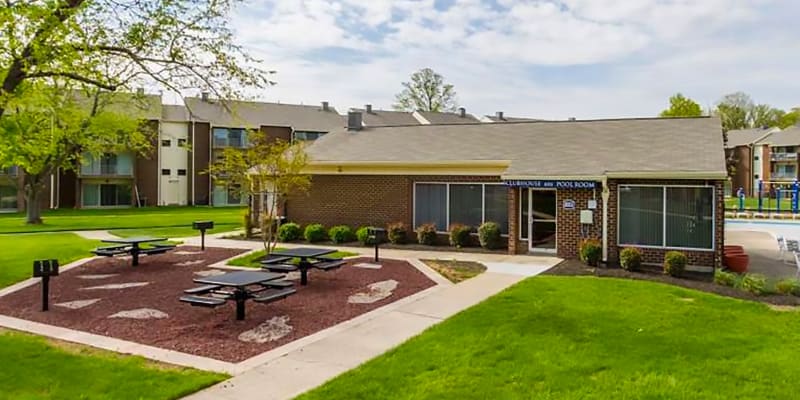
[178,138,187,147]
[1,166,17,176]
[293,131,326,141]
[212,184,245,206]
[177,169,187,176]
[212,127,248,148]
[80,153,132,176]
[618,185,714,250]
[0,185,17,210]
[754,174,760,179]
[161,169,170,176]
[754,155,759,161]
[161,139,171,147]
[413,183,509,234]
[81,183,131,207]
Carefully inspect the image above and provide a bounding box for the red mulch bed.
[0,247,435,362]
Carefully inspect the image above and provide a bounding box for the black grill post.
[33,259,59,312]
[192,220,214,250]
[367,227,387,262]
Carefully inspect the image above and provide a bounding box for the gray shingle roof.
[308,117,726,179]
[351,108,421,127]
[725,127,777,148]
[184,98,344,132]
[756,126,800,147]
[484,115,541,122]
[416,111,480,124]
[161,104,189,122]
[69,91,162,120]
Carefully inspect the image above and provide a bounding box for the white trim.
[528,188,558,254]
[616,184,716,251]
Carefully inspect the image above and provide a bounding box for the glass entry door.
[528,189,557,252]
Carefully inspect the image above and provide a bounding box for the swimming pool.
[726,219,800,238]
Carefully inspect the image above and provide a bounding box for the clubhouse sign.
[504,180,597,189]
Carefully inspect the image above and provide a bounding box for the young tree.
[778,108,800,129]
[393,68,458,112]
[715,92,754,132]
[0,84,152,224]
[659,93,703,117]
[749,104,784,128]
[0,1,273,120]
[207,132,310,253]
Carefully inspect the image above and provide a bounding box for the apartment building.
[726,126,800,196]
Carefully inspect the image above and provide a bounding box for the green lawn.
[725,196,792,210]
[299,276,800,399]
[227,248,359,268]
[0,206,245,234]
[0,329,226,399]
[0,233,100,288]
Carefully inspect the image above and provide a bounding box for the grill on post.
[192,221,214,250]
[367,227,387,262]
[33,259,59,311]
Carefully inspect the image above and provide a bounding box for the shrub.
[735,273,768,295]
[356,226,374,245]
[416,223,438,246]
[663,251,687,277]
[775,278,800,296]
[304,223,326,243]
[714,269,738,287]
[277,222,301,242]
[619,247,642,271]
[478,222,502,250]
[449,224,472,248]
[387,222,408,244]
[328,225,355,244]
[578,239,602,266]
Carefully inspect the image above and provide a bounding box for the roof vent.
[201,91,210,102]
[495,111,504,120]
[347,111,363,131]
[459,107,466,118]
[568,117,577,121]
[365,104,373,114]
[322,101,329,111]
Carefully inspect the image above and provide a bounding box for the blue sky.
[229,0,800,119]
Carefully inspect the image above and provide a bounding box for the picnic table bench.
[181,271,296,320]
[262,248,345,285]
[91,237,175,266]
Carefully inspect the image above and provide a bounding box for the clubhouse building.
[273,115,726,269]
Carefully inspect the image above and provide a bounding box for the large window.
[213,127,248,148]
[618,185,714,250]
[81,183,132,207]
[212,184,246,206]
[0,185,17,210]
[414,183,508,234]
[80,153,133,176]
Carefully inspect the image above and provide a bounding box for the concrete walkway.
[726,230,797,279]
[72,230,120,241]
[184,271,536,400]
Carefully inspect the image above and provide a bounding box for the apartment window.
[754,155,759,161]
[293,131,325,141]
[161,169,170,176]
[82,183,132,207]
[754,174,760,179]
[177,169,187,176]
[1,166,18,176]
[212,184,245,206]
[213,127,248,148]
[178,138,187,147]
[161,139,171,147]
[81,153,133,176]
[413,183,508,234]
[0,185,17,210]
[618,185,714,250]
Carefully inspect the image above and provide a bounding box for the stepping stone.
[353,262,382,270]
[80,282,149,290]
[175,260,205,267]
[109,308,168,320]
[194,269,227,277]
[77,274,119,280]
[348,280,399,304]
[284,271,301,281]
[238,316,293,343]
[55,299,101,310]
[175,251,203,255]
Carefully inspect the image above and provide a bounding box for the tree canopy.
[659,93,703,117]
[713,92,792,132]
[0,0,272,119]
[393,68,458,112]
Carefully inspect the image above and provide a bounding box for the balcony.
[771,152,798,162]
[80,153,133,177]
[771,172,797,181]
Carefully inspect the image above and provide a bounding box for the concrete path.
[184,271,536,400]
[71,230,119,240]
[726,230,797,279]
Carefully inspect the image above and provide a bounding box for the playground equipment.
[738,180,800,213]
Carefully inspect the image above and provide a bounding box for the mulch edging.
[546,259,800,306]
[0,248,436,362]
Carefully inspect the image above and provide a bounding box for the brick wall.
[607,179,724,269]
[555,188,603,259]
[508,187,522,254]
[728,145,751,195]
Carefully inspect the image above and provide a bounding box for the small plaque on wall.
[563,199,576,210]
[587,200,598,209]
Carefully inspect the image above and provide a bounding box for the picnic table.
[182,270,295,320]
[95,236,174,266]
[264,247,345,286]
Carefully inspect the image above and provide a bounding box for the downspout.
[601,176,610,263]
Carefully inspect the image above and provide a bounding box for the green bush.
[775,278,800,296]
[619,247,642,271]
[277,222,301,242]
[578,239,602,266]
[328,225,355,244]
[416,223,438,246]
[663,251,687,277]
[714,269,738,287]
[304,223,326,243]
[735,273,768,295]
[449,224,471,248]
[387,222,408,244]
[356,226,374,245]
[477,222,502,250]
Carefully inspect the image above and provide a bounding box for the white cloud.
[228,0,800,119]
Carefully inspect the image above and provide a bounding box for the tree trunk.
[25,187,43,225]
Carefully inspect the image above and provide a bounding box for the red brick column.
[507,186,522,254]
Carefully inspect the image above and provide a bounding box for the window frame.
[412,182,509,236]
[617,184,715,251]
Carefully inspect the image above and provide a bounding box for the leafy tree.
[749,104,784,129]
[715,92,754,132]
[778,109,800,129]
[206,133,310,253]
[393,68,458,112]
[0,1,272,119]
[0,83,152,224]
[659,93,703,117]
